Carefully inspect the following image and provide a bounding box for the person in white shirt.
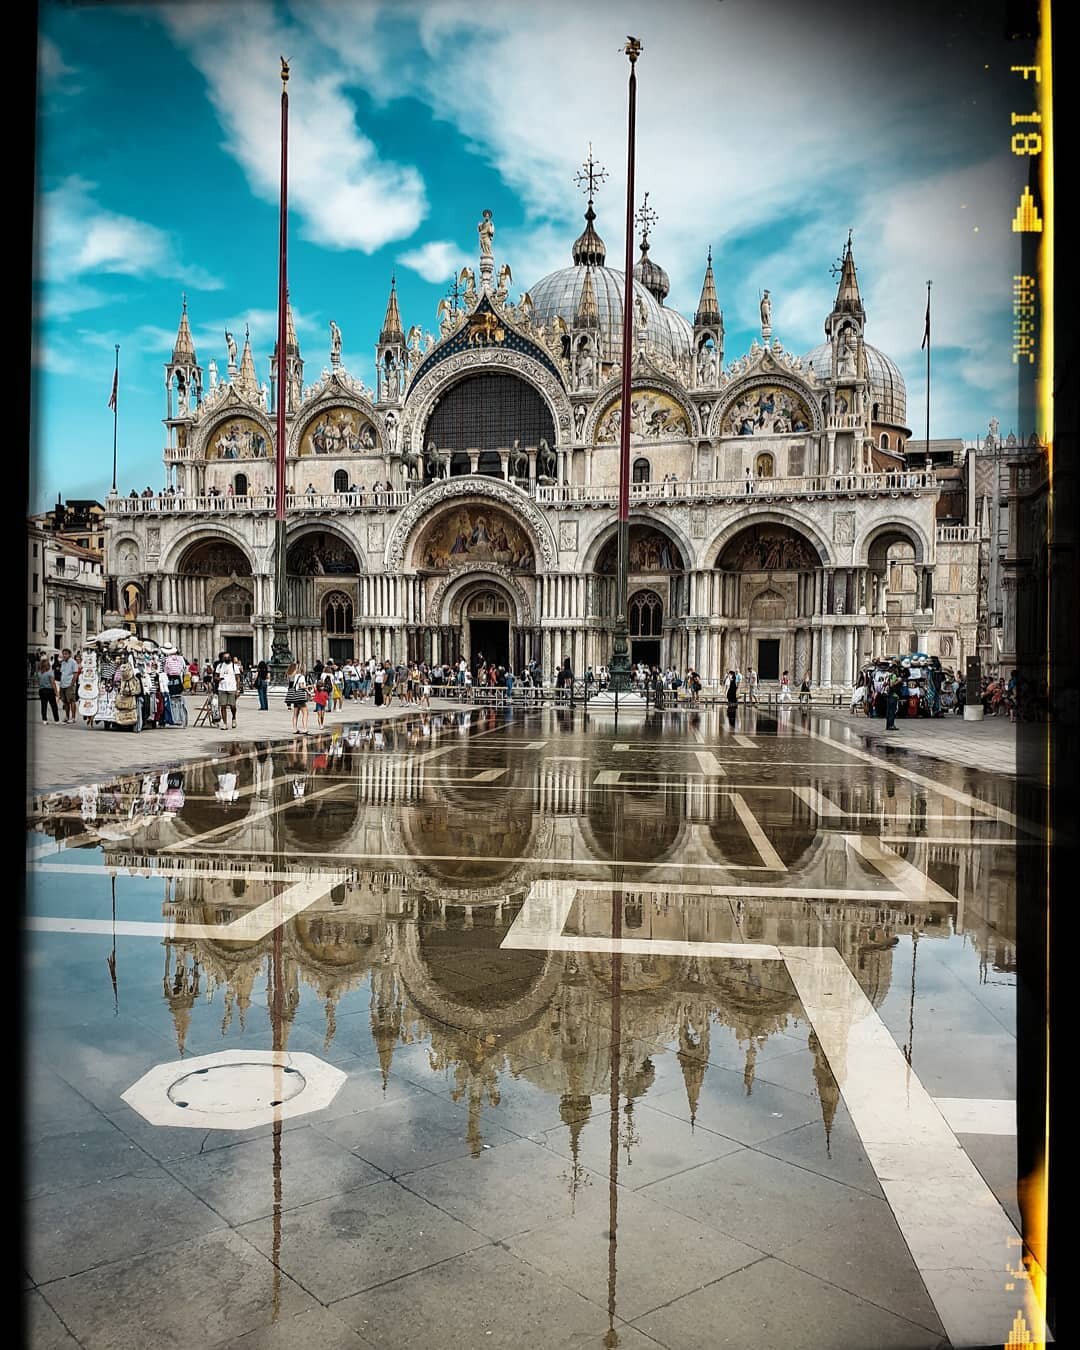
[214,652,239,728]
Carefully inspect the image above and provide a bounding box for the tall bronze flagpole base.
[269,517,293,682]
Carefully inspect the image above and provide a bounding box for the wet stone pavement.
[24,705,1041,1349]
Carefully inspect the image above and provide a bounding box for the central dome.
[528,265,679,366]
[803,341,908,428]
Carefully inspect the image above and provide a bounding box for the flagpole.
[270,58,294,681]
[924,280,931,468]
[609,36,642,694]
[111,345,119,494]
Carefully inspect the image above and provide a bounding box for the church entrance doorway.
[757,639,780,680]
[223,634,254,669]
[469,619,510,670]
[631,639,661,668]
[328,637,354,663]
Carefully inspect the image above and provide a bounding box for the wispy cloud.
[161,5,428,253]
[37,177,224,290]
[398,239,469,284]
[38,35,78,92]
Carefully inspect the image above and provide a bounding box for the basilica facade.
[103,192,976,684]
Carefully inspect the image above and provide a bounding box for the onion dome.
[803,341,908,427]
[634,238,669,304]
[572,200,607,267]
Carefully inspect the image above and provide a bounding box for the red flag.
[107,367,118,411]
[921,293,930,350]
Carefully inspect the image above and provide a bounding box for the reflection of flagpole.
[106,872,118,1014]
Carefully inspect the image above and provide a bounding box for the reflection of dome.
[803,341,907,426]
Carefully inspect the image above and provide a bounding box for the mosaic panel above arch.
[723,384,812,438]
[287,532,363,576]
[594,388,691,444]
[178,539,253,576]
[718,523,820,571]
[597,524,684,573]
[299,406,378,456]
[206,416,271,461]
[415,503,535,572]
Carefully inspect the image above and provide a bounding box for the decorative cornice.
[384,476,558,572]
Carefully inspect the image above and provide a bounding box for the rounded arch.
[580,512,696,576]
[162,523,257,576]
[432,567,534,628]
[709,372,823,439]
[112,536,141,575]
[704,509,833,571]
[858,519,928,568]
[285,520,368,574]
[324,589,354,633]
[385,477,557,572]
[422,370,556,456]
[632,457,651,483]
[629,588,664,637]
[288,382,382,457]
[716,521,824,573]
[174,535,254,577]
[403,348,573,454]
[195,404,274,461]
[585,374,700,445]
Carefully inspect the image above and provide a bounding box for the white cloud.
[37,177,224,290]
[398,239,469,283]
[160,5,428,253]
[38,35,77,91]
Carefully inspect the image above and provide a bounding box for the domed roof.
[633,241,670,304]
[658,305,694,365]
[803,341,908,427]
[529,263,680,366]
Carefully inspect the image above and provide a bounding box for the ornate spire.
[238,324,259,395]
[172,294,196,362]
[695,247,721,327]
[831,230,865,321]
[571,143,608,267]
[633,194,669,303]
[380,273,404,344]
[285,291,300,355]
[574,266,600,328]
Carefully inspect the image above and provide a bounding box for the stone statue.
[176,375,188,415]
[424,331,435,351]
[518,291,534,321]
[459,267,476,302]
[405,325,424,369]
[400,444,422,481]
[385,410,398,452]
[436,297,454,337]
[575,337,595,390]
[329,320,342,365]
[478,209,494,258]
[537,438,557,482]
[508,439,529,479]
[759,290,772,331]
[496,262,512,301]
[208,359,218,389]
[989,416,1000,440]
[424,440,448,481]
[258,382,269,410]
[225,330,238,367]
[837,326,858,380]
[575,403,587,439]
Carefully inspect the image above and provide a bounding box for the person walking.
[256,658,269,711]
[37,657,61,723]
[779,670,792,704]
[330,665,344,711]
[58,647,79,721]
[312,673,331,727]
[885,668,901,730]
[725,670,739,708]
[799,672,812,708]
[214,651,239,729]
[745,666,758,705]
[285,661,309,733]
[373,662,385,707]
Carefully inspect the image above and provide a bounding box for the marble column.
[844,626,855,685]
[821,625,833,686]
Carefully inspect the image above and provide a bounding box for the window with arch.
[324,591,354,634]
[880,433,890,449]
[233,472,248,496]
[629,589,663,637]
[632,458,651,484]
[333,469,349,492]
[212,582,253,621]
[872,403,881,421]
[755,452,774,478]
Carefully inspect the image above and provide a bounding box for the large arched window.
[880,433,890,449]
[629,590,663,637]
[334,469,349,492]
[423,372,555,453]
[632,458,651,484]
[324,591,353,634]
[233,472,248,496]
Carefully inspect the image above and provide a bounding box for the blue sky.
[31,0,1032,510]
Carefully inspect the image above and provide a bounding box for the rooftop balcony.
[106,469,937,518]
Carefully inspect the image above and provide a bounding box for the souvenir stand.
[83,632,190,733]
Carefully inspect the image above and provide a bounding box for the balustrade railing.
[936,524,979,543]
[106,469,936,516]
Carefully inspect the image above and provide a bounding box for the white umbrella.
[89,628,134,644]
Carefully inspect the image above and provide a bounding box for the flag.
[921,292,930,350]
[107,367,118,411]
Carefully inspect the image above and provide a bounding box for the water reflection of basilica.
[28,715,1016,1167]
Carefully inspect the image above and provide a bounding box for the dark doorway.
[223,634,254,668]
[631,639,661,668]
[757,638,780,680]
[470,619,510,670]
[328,637,354,663]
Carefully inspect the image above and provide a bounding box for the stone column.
[844,626,855,686]
[468,450,480,475]
[820,625,833,687]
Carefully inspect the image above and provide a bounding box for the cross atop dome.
[574,142,607,205]
[635,192,658,250]
[571,143,608,268]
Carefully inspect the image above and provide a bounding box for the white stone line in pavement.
[791,785,847,817]
[694,750,727,777]
[880,837,1023,846]
[732,734,757,748]
[30,861,341,883]
[187,847,771,872]
[729,792,786,871]
[934,1098,1017,1136]
[844,834,959,909]
[801,726,1025,831]
[499,879,781,959]
[27,875,337,943]
[780,945,1045,1348]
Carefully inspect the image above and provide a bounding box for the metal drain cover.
[122,1050,346,1129]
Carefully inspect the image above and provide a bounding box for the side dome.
[658,305,694,366]
[803,341,907,427]
[528,265,677,366]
